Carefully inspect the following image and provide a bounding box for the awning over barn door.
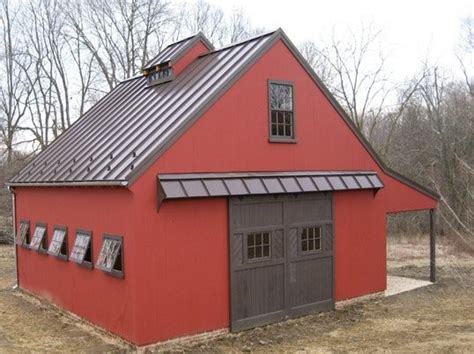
[157,171,384,207]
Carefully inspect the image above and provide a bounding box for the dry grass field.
[0,234,472,353]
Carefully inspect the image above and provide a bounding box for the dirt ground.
[0,235,473,353]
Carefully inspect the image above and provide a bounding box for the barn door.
[229,194,334,332]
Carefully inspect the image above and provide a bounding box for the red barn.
[8,29,438,345]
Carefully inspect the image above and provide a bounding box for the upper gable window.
[269,81,295,142]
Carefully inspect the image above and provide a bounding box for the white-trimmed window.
[70,230,93,268]
[269,81,295,141]
[247,231,271,261]
[48,226,68,260]
[301,226,322,254]
[96,235,123,278]
[29,223,47,252]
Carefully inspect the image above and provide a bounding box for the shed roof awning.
[157,171,384,204]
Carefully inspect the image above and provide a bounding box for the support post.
[429,208,436,283]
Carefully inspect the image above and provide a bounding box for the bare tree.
[172,1,262,48]
[456,16,473,96]
[0,0,34,164]
[64,0,172,89]
[299,41,335,85]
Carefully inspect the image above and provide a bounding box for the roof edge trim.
[7,180,128,188]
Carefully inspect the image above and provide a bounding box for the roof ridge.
[199,29,278,58]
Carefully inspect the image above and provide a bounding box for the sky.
[207,0,473,81]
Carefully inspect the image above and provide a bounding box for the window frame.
[96,234,124,279]
[299,225,323,256]
[17,219,31,248]
[268,80,297,143]
[244,230,272,263]
[147,66,174,86]
[70,229,93,269]
[29,222,48,254]
[47,225,68,261]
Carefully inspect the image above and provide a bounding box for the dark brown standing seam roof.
[157,171,384,206]
[8,29,439,201]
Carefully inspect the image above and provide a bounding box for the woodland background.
[0,0,472,247]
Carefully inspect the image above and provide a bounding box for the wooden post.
[430,208,436,282]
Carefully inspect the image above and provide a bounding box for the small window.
[29,223,47,252]
[269,82,295,141]
[48,226,68,260]
[70,230,92,268]
[96,235,123,278]
[247,232,271,261]
[17,220,30,246]
[301,226,321,254]
[147,67,174,86]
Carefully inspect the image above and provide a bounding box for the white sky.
[208,0,473,80]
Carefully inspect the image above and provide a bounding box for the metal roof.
[10,31,277,185]
[142,32,214,70]
[8,28,439,201]
[157,171,384,203]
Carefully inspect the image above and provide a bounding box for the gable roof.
[8,29,438,200]
[142,32,214,71]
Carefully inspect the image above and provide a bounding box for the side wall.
[129,38,437,344]
[14,186,138,343]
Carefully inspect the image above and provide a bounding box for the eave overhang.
[157,171,384,209]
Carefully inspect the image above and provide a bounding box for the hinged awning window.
[157,171,384,207]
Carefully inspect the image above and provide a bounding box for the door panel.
[230,194,334,331]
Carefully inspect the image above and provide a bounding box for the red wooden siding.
[173,40,211,76]
[14,187,138,343]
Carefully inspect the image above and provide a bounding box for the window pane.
[18,222,29,244]
[255,233,262,246]
[271,111,278,124]
[248,234,254,246]
[248,246,254,259]
[255,246,262,258]
[48,229,66,256]
[272,124,277,136]
[97,237,122,272]
[278,124,284,136]
[315,237,321,250]
[70,233,91,263]
[29,226,46,251]
[277,111,284,124]
[263,245,270,257]
[270,84,293,110]
[263,232,269,244]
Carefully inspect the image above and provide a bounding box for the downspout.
[7,185,19,289]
